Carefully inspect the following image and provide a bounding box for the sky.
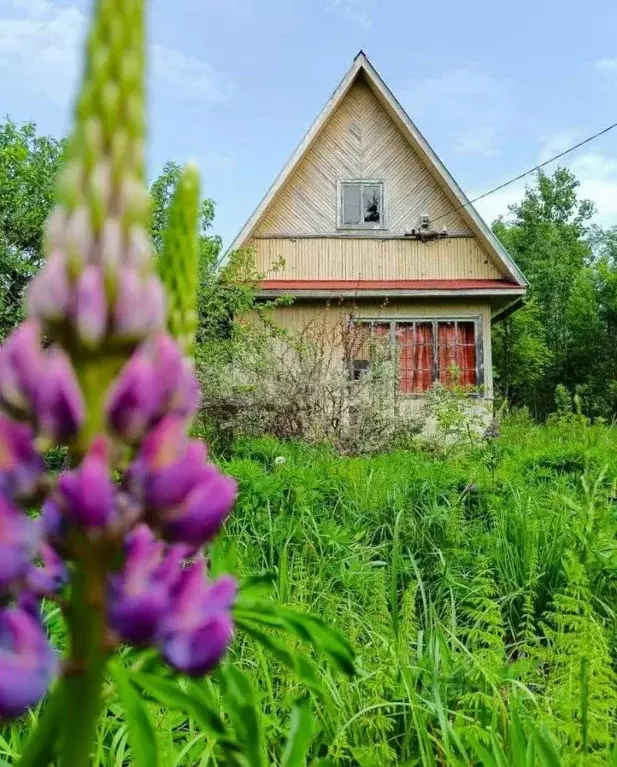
[0,0,616,247]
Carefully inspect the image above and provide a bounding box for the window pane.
[342,183,362,225]
[438,321,476,387]
[456,321,477,387]
[397,322,434,393]
[363,184,382,223]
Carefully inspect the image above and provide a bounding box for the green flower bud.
[158,164,200,358]
[53,0,148,252]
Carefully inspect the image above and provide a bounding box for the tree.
[149,161,266,348]
[0,120,66,339]
[492,168,602,417]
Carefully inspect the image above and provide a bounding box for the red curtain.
[399,323,434,393]
[438,322,476,387]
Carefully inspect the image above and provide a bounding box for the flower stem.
[59,556,108,767]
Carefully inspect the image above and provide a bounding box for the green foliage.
[492,168,617,419]
[4,418,617,764]
[0,120,65,339]
[148,159,270,355]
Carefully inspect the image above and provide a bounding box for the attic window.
[339,181,384,228]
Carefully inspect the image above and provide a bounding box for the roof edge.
[227,52,528,288]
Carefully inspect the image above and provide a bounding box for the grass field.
[3,416,617,765]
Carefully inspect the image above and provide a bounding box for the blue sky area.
[0,0,616,246]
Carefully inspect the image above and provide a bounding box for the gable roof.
[228,51,527,288]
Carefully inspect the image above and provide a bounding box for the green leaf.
[281,698,315,767]
[17,686,62,767]
[236,601,356,677]
[218,665,267,767]
[235,618,323,694]
[238,571,276,598]
[112,662,159,767]
[465,735,498,767]
[509,708,529,767]
[130,672,226,738]
[532,727,563,767]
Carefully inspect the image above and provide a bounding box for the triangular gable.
[228,52,527,287]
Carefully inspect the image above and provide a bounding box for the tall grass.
[3,416,617,765]
[221,417,617,765]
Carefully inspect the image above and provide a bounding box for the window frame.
[337,179,386,230]
[351,316,485,396]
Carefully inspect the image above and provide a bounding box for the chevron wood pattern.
[254,236,502,281]
[256,77,471,238]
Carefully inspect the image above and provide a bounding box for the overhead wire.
[430,119,617,226]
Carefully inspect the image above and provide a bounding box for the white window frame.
[337,180,386,230]
[350,316,485,396]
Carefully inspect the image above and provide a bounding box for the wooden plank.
[254,236,502,281]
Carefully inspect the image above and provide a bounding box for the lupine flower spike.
[157,164,201,359]
[0,3,237,764]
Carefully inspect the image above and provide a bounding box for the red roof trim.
[259,279,520,291]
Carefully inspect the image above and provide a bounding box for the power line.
[431,119,617,226]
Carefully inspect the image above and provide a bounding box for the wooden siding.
[255,78,471,238]
[254,236,502,281]
[252,299,493,397]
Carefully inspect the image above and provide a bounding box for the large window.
[339,181,384,228]
[352,319,481,393]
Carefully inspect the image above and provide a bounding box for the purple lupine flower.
[108,524,184,644]
[75,266,108,348]
[26,542,68,598]
[0,415,44,501]
[106,335,199,444]
[157,561,235,676]
[113,269,166,341]
[145,335,198,421]
[158,466,236,546]
[105,346,157,443]
[54,437,116,530]
[0,495,38,592]
[27,257,71,326]
[168,359,199,421]
[36,347,85,444]
[0,321,43,420]
[148,334,184,412]
[127,417,236,547]
[113,267,149,340]
[41,496,65,544]
[0,606,58,718]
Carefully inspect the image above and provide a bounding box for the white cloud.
[0,0,84,104]
[569,153,617,226]
[402,69,509,156]
[152,46,234,103]
[537,130,577,163]
[456,126,498,156]
[324,0,371,29]
[0,0,233,106]
[473,137,617,227]
[596,58,617,72]
[474,182,526,226]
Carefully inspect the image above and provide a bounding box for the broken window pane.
[363,184,382,223]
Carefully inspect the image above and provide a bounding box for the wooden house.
[229,52,527,404]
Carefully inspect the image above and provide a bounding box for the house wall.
[249,76,503,282]
[253,236,502,281]
[252,298,494,398]
[255,77,470,238]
